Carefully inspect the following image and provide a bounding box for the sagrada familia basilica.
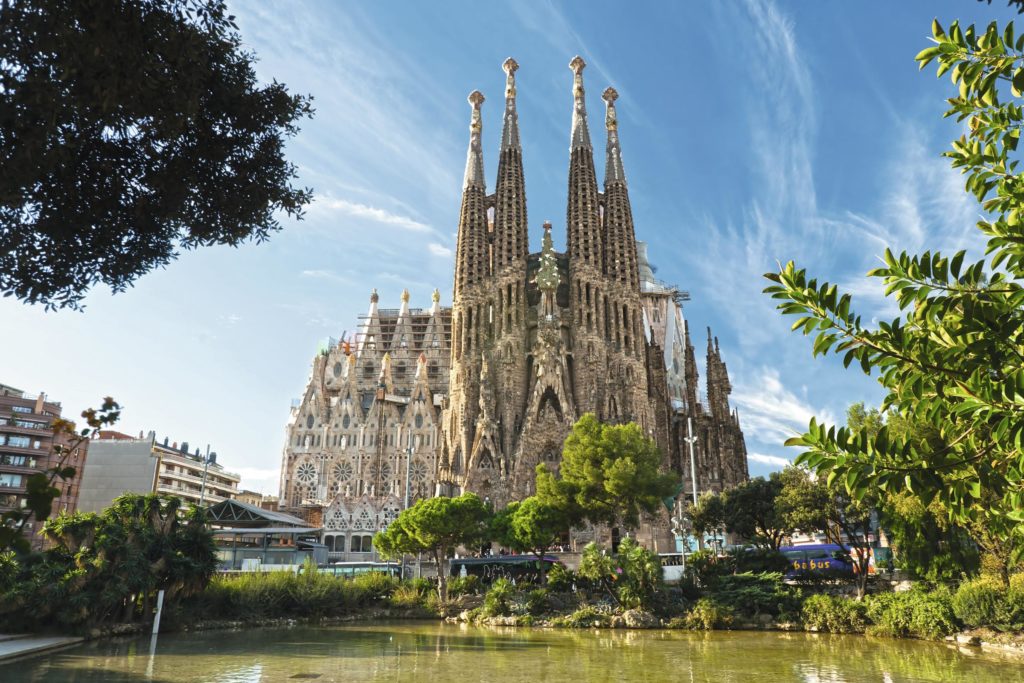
[279,58,748,559]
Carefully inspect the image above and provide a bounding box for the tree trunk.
[535,549,548,586]
[436,548,448,602]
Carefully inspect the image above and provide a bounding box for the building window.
[350,534,374,553]
[11,406,31,414]
[0,473,24,488]
[0,454,30,467]
[5,436,30,448]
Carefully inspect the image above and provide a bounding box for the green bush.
[684,598,734,630]
[482,578,515,617]
[866,587,958,640]
[546,563,575,592]
[953,577,1004,628]
[390,583,428,609]
[688,549,732,584]
[351,571,398,604]
[707,572,802,618]
[1002,574,1024,630]
[801,593,868,633]
[552,605,611,628]
[448,574,481,597]
[525,588,550,616]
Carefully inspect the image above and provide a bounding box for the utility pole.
[198,444,211,506]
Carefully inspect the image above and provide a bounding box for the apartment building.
[77,431,240,512]
[0,383,88,549]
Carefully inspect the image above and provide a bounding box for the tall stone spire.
[463,90,486,189]
[494,59,528,269]
[454,91,489,295]
[569,56,592,150]
[602,86,639,286]
[705,328,732,419]
[500,58,520,151]
[603,87,626,185]
[566,56,602,269]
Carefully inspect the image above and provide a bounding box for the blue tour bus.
[779,544,856,578]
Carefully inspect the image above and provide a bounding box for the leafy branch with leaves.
[764,17,1024,561]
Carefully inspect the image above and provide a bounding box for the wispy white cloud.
[300,269,354,285]
[428,242,453,258]
[733,367,836,444]
[312,197,432,233]
[747,452,792,469]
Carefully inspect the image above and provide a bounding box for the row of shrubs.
[799,575,1024,638]
[174,564,1024,641]
[172,568,434,625]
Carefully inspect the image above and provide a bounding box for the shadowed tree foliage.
[492,496,570,584]
[764,17,1024,564]
[690,491,726,540]
[1,0,313,309]
[0,493,216,630]
[720,474,791,551]
[536,413,679,530]
[373,493,490,601]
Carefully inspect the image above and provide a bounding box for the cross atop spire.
[463,90,486,189]
[569,56,591,150]
[602,86,626,186]
[501,58,520,151]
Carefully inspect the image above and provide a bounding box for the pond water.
[3,622,1023,683]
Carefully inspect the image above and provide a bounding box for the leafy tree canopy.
[536,413,679,529]
[1,0,313,309]
[764,18,1024,559]
[374,493,489,600]
[689,491,726,539]
[492,496,570,583]
[720,474,791,550]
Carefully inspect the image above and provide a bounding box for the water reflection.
[1,622,1022,683]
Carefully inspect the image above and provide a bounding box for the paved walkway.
[0,633,83,662]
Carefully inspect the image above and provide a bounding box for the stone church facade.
[278,58,747,560]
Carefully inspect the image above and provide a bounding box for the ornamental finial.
[603,87,618,131]
[401,288,410,303]
[570,56,586,99]
[503,57,519,98]
[370,288,379,304]
[432,288,440,303]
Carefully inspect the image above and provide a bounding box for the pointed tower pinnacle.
[569,56,592,150]
[566,56,602,269]
[463,90,486,189]
[495,58,528,269]
[602,87,626,186]
[501,58,520,151]
[455,90,490,294]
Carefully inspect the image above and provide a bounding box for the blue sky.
[1,0,1015,494]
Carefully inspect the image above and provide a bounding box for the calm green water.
[3,622,1023,682]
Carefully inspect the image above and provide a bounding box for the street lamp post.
[681,417,702,551]
[198,444,214,507]
[401,435,417,579]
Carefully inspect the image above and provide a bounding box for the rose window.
[295,462,317,484]
[333,461,354,483]
[410,460,429,482]
[368,462,392,481]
